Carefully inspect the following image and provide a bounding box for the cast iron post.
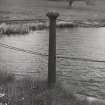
[47,11,59,87]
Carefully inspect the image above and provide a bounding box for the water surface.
[0,27,105,99]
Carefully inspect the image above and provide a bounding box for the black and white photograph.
[0,0,105,105]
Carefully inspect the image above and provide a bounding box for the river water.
[0,28,105,99]
[0,0,105,100]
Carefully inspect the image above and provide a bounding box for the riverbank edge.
[0,19,105,35]
[0,74,105,105]
[0,77,105,105]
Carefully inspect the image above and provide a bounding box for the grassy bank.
[0,70,105,105]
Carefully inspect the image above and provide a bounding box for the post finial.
[46,11,59,18]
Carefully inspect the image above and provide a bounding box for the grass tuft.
[0,70,14,85]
